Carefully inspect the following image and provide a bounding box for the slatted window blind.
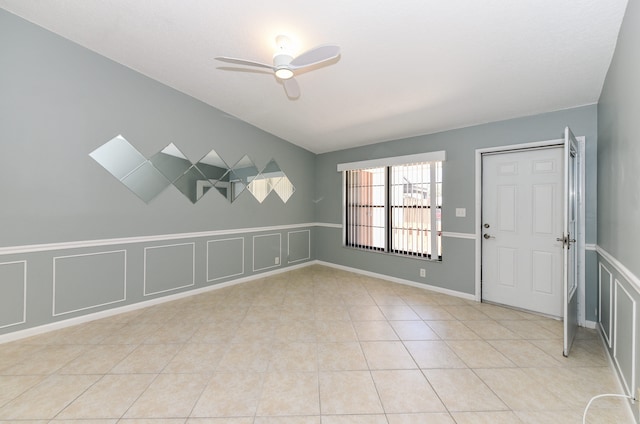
[341,152,444,260]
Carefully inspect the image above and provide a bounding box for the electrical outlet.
[420,268,426,278]
[275,257,280,265]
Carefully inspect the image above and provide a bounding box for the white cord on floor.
[582,393,635,424]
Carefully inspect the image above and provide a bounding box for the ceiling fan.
[215,35,340,98]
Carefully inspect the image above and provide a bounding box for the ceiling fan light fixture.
[275,68,294,80]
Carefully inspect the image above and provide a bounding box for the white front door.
[481,147,564,317]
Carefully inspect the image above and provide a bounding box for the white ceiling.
[0,0,628,154]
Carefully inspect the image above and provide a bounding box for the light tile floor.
[0,265,633,423]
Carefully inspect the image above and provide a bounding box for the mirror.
[274,175,296,202]
[90,135,146,180]
[150,143,192,183]
[120,161,171,203]
[90,135,171,203]
[247,159,285,203]
[91,137,295,204]
[214,155,258,202]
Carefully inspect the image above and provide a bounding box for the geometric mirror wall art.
[90,135,295,204]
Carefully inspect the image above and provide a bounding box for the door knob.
[483,234,494,239]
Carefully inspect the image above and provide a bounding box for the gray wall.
[315,106,599,308]
[0,9,316,335]
[597,0,640,420]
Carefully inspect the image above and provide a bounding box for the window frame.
[339,151,445,261]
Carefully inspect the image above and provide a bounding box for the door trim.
[474,137,586,322]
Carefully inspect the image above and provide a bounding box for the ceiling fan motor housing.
[273,53,294,79]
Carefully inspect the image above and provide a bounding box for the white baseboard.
[315,260,477,301]
[585,320,598,329]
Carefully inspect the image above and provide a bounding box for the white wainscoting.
[143,243,195,296]
[53,250,126,316]
[0,260,27,329]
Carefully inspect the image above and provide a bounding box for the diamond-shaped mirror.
[90,135,146,180]
[120,161,171,203]
[150,143,192,183]
[274,175,295,203]
[247,159,285,203]
[214,155,258,203]
[173,165,212,203]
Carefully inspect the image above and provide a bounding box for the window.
[340,152,444,260]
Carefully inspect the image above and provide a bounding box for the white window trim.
[337,151,446,172]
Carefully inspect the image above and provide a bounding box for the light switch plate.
[455,208,466,217]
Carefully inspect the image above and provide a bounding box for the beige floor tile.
[187,418,253,424]
[450,411,524,423]
[244,305,283,321]
[142,322,199,344]
[315,304,350,321]
[446,340,516,368]
[254,417,320,424]
[442,306,491,321]
[268,342,318,372]
[0,343,44,371]
[280,303,315,320]
[0,374,98,419]
[353,321,399,341]
[370,294,406,306]
[217,342,272,372]
[461,320,521,340]
[315,321,357,342]
[57,344,137,374]
[321,415,388,424]
[256,372,320,416]
[124,373,209,418]
[163,343,228,373]
[189,321,240,344]
[110,344,181,374]
[0,375,44,406]
[231,320,278,344]
[319,371,383,414]
[389,320,439,341]
[424,369,508,412]
[1,345,86,375]
[348,306,386,321]
[274,320,317,342]
[360,341,416,370]
[425,321,480,340]
[386,413,455,424]
[191,372,264,417]
[410,305,456,320]
[378,305,420,320]
[99,323,162,345]
[341,293,377,306]
[522,367,623,410]
[498,320,559,340]
[0,266,628,423]
[50,420,119,424]
[371,370,446,413]
[488,339,562,368]
[515,409,584,424]
[317,342,368,371]
[473,303,528,320]
[403,341,466,369]
[474,368,565,411]
[57,374,154,419]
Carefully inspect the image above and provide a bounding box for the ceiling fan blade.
[283,78,300,99]
[289,45,340,69]
[215,56,274,70]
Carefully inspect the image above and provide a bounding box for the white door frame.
[474,137,586,324]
